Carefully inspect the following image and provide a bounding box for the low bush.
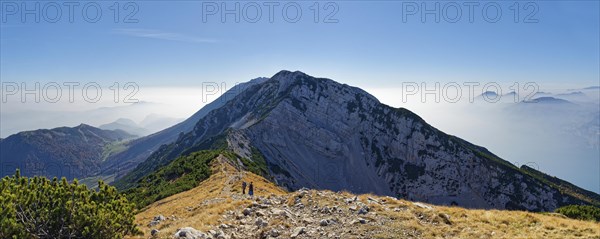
[555,205,600,221]
[0,170,139,239]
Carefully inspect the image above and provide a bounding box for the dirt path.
[217,155,246,197]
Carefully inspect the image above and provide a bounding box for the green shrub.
[243,147,269,177]
[555,205,600,221]
[0,170,139,239]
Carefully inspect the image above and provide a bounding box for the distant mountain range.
[524,97,573,104]
[0,124,134,179]
[0,101,183,138]
[474,87,599,104]
[555,91,589,102]
[98,115,182,137]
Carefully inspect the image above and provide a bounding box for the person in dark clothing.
[242,181,247,194]
[248,182,254,196]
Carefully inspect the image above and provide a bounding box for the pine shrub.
[0,169,140,239]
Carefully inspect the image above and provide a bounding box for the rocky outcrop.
[181,189,448,239]
[174,227,208,239]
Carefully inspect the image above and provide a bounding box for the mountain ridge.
[100,77,269,179]
[0,124,134,179]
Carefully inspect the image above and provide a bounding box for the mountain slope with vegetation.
[101,78,269,180]
[0,124,134,179]
[123,146,270,209]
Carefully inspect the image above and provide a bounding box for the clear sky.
[1,1,599,90]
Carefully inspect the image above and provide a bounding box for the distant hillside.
[525,97,573,104]
[555,91,589,102]
[139,114,183,134]
[0,124,134,179]
[99,118,149,137]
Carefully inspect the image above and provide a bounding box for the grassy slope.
[122,150,220,209]
[126,158,600,239]
[122,148,270,209]
[372,199,600,238]
[128,158,286,237]
[101,140,129,161]
[114,133,229,190]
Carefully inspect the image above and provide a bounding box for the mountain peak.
[270,70,311,92]
[271,70,307,79]
[480,91,499,97]
[76,123,94,129]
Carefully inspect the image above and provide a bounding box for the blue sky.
[1,1,599,89]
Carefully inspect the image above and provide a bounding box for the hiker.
[242,181,247,194]
[248,182,254,196]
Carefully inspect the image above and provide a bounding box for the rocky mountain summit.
[118,70,599,212]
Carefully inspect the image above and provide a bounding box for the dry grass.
[126,158,286,238]
[286,191,600,238]
[368,194,600,239]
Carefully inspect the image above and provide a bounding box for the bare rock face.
[174,227,207,239]
[121,70,599,211]
[227,71,591,211]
